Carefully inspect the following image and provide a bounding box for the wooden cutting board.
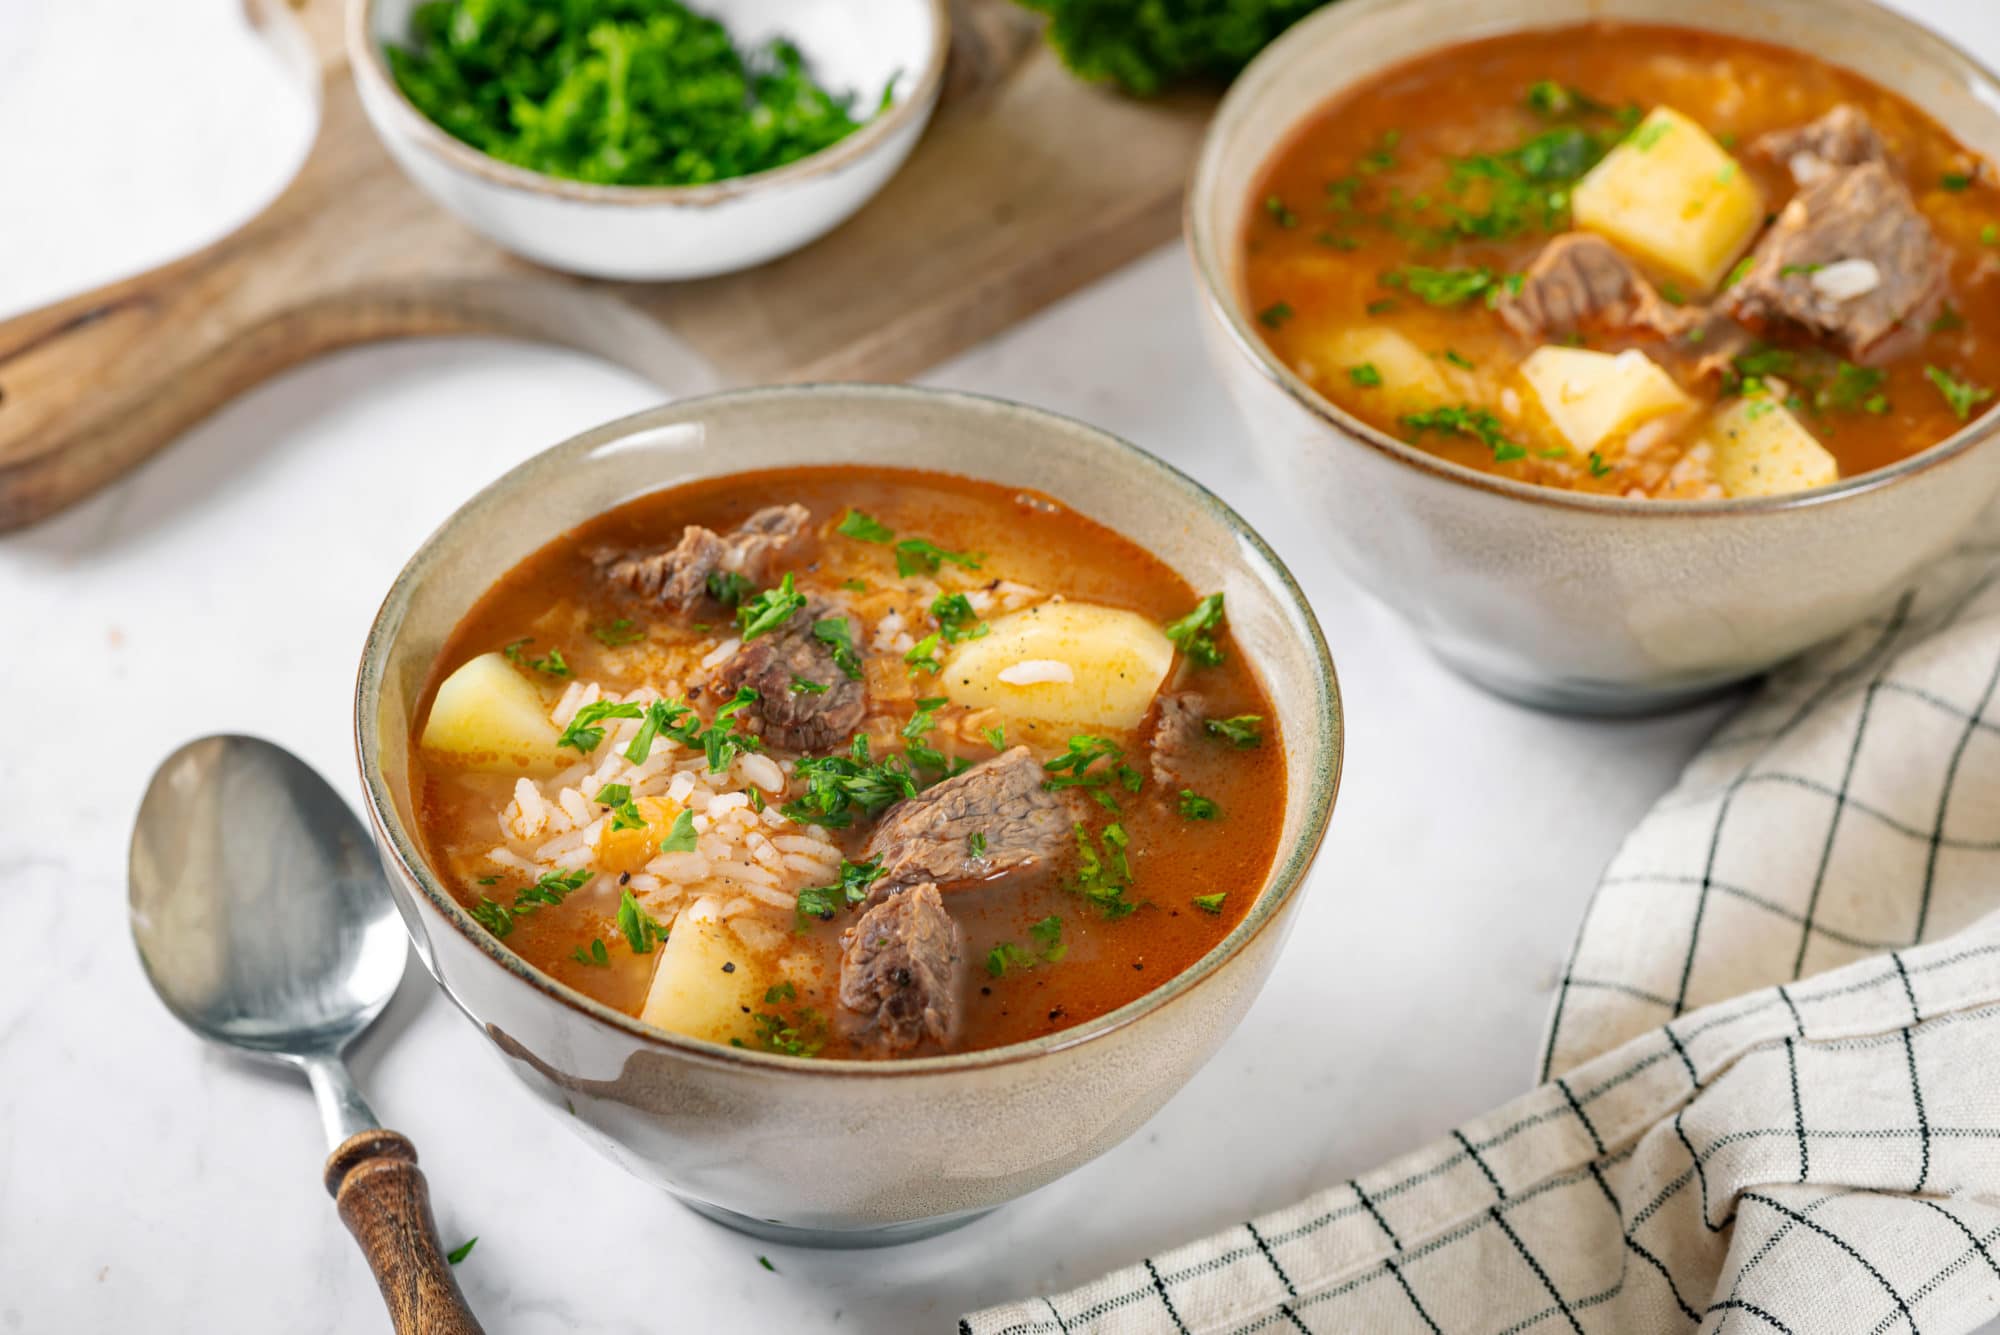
[0,0,1215,532]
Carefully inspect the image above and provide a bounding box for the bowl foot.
[675,1194,999,1249]
[1428,641,1757,716]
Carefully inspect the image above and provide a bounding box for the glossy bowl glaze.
[1189,0,2000,714]
[354,385,1341,1245]
[349,0,948,280]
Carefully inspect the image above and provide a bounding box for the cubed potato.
[942,599,1174,733]
[1520,346,1693,453]
[1572,107,1764,291]
[639,897,764,1044]
[1706,396,1838,498]
[419,652,566,773]
[1318,327,1449,413]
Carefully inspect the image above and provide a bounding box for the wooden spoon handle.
[324,1128,484,1335]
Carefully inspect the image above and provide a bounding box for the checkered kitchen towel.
[965,519,2000,1335]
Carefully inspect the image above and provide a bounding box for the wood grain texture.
[0,0,1213,532]
[325,1129,484,1335]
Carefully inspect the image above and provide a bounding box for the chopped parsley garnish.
[931,593,989,643]
[706,570,754,608]
[1071,822,1137,919]
[1629,118,1673,152]
[969,831,989,858]
[895,538,983,579]
[1942,172,1974,192]
[1163,593,1227,668]
[782,737,921,829]
[504,638,570,677]
[1258,301,1295,329]
[988,914,1068,976]
[984,724,1006,750]
[1442,349,1475,370]
[1819,363,1888,415]
[1587,451,1612,478]
[758,1256,776,1273]
[570,938,610,967]
[1262,194,1298,228]
[704,687,763,772]
[750,1006,828,1057]
[469,869,592,938]
[987,942,1034,976]
[738,573,805,639]
[558,700,645,753]
[1927,366,1994,421]
[1983,223,1998,247]
[446,1238,477,1265]
[841,577,869,593]
[1723,255,1757,289]
[1380,265,1497,308]
[1399,405,1522,461]
[590,618,645,647]
[1365,298,1399,316]
[904,631,944,675]
[811,617,864,680]
[1205,715,1264,748]
[1044,734,1137,810]
[659,809,699,854]
[624,698,695,764]
[476,875,501,886]
[1932,304,1966,334]
[1178,790,1219,820]
[1778,262,1824,278]
[836,509,895,542]
[1192,892,1228,914]
[617,890,663,954]
[594,784,647,831]
[791,675,829,694]
[901,696,951,771]
[1348,362,1383,388]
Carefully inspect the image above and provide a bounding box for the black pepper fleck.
[721,962,736,974]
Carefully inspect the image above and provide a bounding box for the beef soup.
[1242,23,2000,499]
[409,467,1283,1060]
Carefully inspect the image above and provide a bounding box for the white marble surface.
[4,2,1997,1332]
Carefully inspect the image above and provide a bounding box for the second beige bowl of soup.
[1190,0,2000,712]
[355,385,1340,1244]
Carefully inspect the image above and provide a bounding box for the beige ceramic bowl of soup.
[354,384,1340,1245]
[1189,0,2000,713]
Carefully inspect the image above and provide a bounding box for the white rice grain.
[701,638,741,670]
[737,752,785,793]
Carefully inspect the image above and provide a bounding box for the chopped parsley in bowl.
[383,0,891,188]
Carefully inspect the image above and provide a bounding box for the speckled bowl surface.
[1190,0,2000,714]
[353,384,1341,1245]
[349,0,948,280]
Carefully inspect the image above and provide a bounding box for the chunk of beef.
[1720,162,1947,362]
[596,503,811,610]
[1754,105,1889,185]
[862,747,1071,895]
[838,882,961,1054]
[1148,692,1206,787]
[1495,233,1708,341]
[716,596,866,752]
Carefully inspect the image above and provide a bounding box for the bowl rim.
[1186,0,2000,519]
[346,0,952,207]
[353,382,1345,1078]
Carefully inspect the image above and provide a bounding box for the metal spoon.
[130,734,482,1334]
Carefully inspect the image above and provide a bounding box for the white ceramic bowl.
[1189,0,2000,714]
[355,385,1343,1246]
[348,0,948,280]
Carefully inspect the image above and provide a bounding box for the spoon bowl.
[130,734,405,1064]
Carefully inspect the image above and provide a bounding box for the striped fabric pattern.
[964,523,2000,1335]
